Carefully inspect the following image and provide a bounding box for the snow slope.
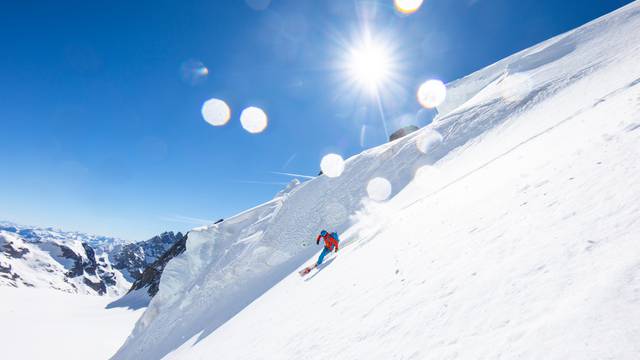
[0,287,143,360]
[114,2,640,359]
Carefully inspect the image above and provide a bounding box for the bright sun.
[347,39,393,92]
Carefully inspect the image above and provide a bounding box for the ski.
[298,265,316,277]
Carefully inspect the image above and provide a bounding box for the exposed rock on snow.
[127,232,188,298]
[0,230,129,296]
[0,222,186,297]
[111,231,185,282]
[389,125,420,142]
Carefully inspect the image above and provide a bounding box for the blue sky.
[0,0,633,241]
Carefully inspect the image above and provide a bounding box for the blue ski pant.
[317,246,332,266]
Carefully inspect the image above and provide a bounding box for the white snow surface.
[0,287,143,360]
[114,2,640,359]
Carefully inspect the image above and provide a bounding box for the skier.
[299,230,340,276]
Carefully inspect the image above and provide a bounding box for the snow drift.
[114,2,640,359]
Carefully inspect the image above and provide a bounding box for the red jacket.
[317,233,339,252]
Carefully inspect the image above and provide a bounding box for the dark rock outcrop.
[97,255,117,286]
[82,243,98,275]
[111,232,184,282]
[54,242,120,294]
[59,244,85,277]
[2,240,30,258]
[389,125,420,142]
[0,262,12,274]
[83,277,107,295]
[128,232,188,297]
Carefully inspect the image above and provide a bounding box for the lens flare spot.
[417,79,447,109]
[416,129,443,154]
[180,59,209,85]
[240,107,268,134]
[201,98,231,126]
[320,154,345,178]
[394,0,424,14]
[367,177,392,201]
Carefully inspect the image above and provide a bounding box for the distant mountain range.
[0,221,187,299]
[0,222,130,296]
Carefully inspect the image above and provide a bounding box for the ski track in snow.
[113,2,640,359]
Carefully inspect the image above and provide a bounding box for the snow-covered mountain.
[114,2,640,359]
[0,227,130,296]
[0,220,128,253]
[0,221,186,297]
[111,231,185,283]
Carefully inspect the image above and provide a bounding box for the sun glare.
[347,38,393,92]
